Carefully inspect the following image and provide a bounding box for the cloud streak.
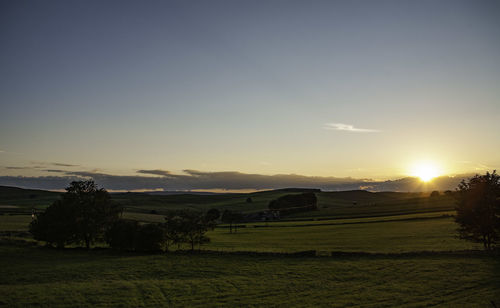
[137,169,172,176]
[324,123,380,133]
[51,162,79,167]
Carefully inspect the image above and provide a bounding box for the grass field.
[0,212,478,253]
[0,245,498,307]
[0,214,32,231]
[206,216,482,253]
[1,187,497,307]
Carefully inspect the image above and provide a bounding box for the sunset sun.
[411,162,441,182]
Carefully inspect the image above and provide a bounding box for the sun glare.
[410,162,441,182]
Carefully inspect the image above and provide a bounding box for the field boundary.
[1,239,496,259]
[217,213,454,229]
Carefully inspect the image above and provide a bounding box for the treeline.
[106,210,217,252]
[268,192,318,215]
[30,181,218,251]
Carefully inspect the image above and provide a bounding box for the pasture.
[0,245,499,307]
[0,187,498,307]
[0,212,479,253]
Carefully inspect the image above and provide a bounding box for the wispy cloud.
[137,169,172,177]
[324,123,380,133]
[29,161,79,167]
[52,162,79,167]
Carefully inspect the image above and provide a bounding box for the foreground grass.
[0,245,498,307]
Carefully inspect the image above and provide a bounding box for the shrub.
[135,223,166,252]
[105,220,139,250]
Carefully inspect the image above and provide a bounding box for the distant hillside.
[0,186,62,210]
[0,186,455,219]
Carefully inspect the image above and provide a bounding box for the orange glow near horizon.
[410,161,442,182]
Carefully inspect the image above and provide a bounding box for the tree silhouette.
[30,180,121,249]
[455,171,500,250]
[30,199,77,248]
[206,208,220,222]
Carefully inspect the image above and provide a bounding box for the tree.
[135,223,166,252]
[430,190,440,197]
[164,211,186,251]
[164,210,215,251]
[221,210,234,233]
[29,199,77,248]
[221,210,243,233]
[205,208,220,222]
[106,220,171,252]
[105,219,139,250]
[455,171,500,250]
[66,181,122,249]
[179,211,211,251]
[30,180,122,249]
[231,211,244,233]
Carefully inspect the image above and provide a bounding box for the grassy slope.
[0,186,61,209]
[0,186,456,220]
[0,245,498,307]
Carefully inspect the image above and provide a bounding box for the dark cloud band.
[0,170,469,192]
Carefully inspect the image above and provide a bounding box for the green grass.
[205,216,481,253]
[0,214,32,231]
[0,212,479,253]
[0,245,498,307]
[1,188,494,307]
[0,205,497,306]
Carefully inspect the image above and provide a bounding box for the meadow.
[0,187,498,306]
[0,244,498,307]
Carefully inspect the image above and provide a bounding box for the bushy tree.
[205,208,220,222]
[135,223,166,252]
[178,210,210,251]
[164,210,217,251]
[105,219,139,250]
[64,181,122,248]
[455,171,500,250]
[30,180,122,249]
[164,212,186,251]
[430,190,440,197]
[29,200,77,248]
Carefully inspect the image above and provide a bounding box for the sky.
[1,0,499,191]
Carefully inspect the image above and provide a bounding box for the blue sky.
[1,0,499,190]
